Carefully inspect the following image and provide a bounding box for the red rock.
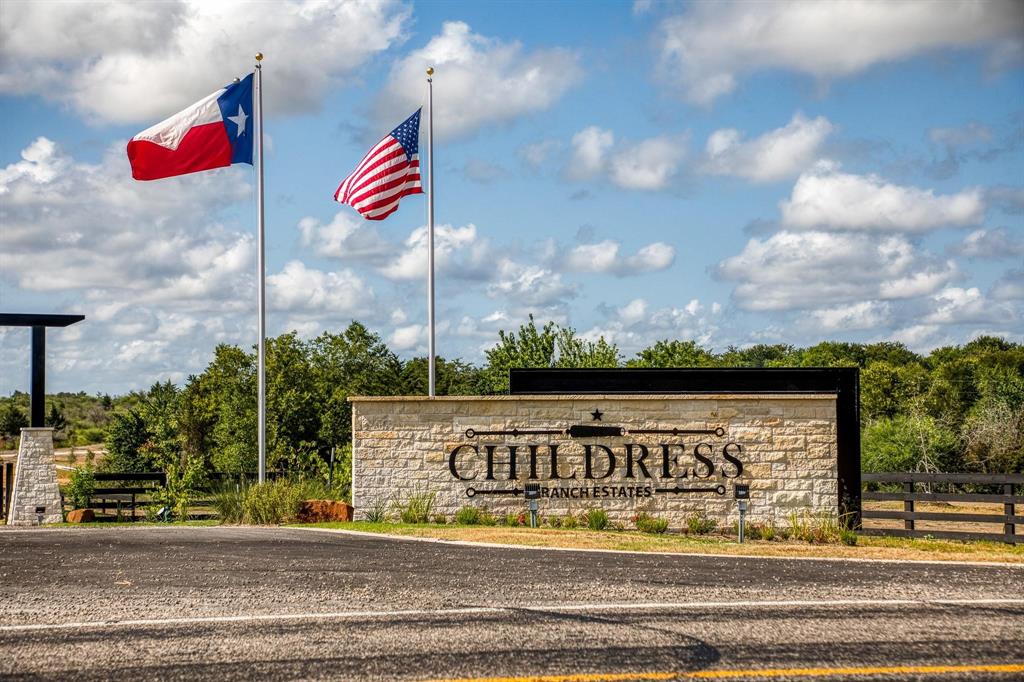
[297,500,352,523]
[67,509,95,523]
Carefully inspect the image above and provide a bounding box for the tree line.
[2,319,1021,496]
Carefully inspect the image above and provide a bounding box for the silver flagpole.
[426,67,436,398]
[255,53,267,482]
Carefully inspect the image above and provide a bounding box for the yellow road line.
[423,663,1024,682]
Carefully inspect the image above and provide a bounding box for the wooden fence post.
[1006,483,1016,541]
[904,480,915,531]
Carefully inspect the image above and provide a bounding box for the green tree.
[104,409,152,472]
[400,357,487,396]
[139,381,181,470]
[718,344,797,367]
[483,316,558,392]
[798,341,865,368]
[629,340,716,368]
[310,322,404,451]
[860,361,929,423]
[0,402,28,441]
[861,412,959,473]
[555,328,620,368]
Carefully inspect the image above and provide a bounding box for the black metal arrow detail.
[465,428,563,438]
[466,487,523,498]
[567,424,625,438]
[631,427,726,437]
[654,485,726,495]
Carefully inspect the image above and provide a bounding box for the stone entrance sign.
[7,427,63,525]
[351,393,839,527]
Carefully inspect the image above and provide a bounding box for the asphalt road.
[0,526,1021,681]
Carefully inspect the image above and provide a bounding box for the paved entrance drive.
[1,527,1021,680]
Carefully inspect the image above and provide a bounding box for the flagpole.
[254,53,267,483]
[426,67,436,398]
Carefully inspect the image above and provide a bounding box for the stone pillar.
[7,428,62,525]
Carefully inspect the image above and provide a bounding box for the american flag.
[334,109,423,220]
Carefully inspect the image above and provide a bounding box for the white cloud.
[608,136,685,190]
[656,0,1024,105]
[566,127,614,180]
[267,261,372,315]
[582,296,723,354]
[567,127,687,191]
[922,287,1018,325]
[951,228,1024,259]
[0,136,252,303]
[702,113,833,182]
[377,21,582,139]
[379,224,494,281]
[810,301,891,332]
[487,261,577,307]
[992,269,1024,300]
[716,231,957,311]
[0,0,411,123]
[780,161,985,231]
[297,211,392,262]
[389,324,425,351]
[563,240,676,276]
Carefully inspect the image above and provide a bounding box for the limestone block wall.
[351,394,838,529]
[8,427,63,525]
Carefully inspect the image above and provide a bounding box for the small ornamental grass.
[241,480,306,525]
[584,508,609,531]
[785,510,846,544]
[393,491,436,524]
[633,512,669,534]
[685,510,717,535]
[454,505,497,526]
[363,498,390,523]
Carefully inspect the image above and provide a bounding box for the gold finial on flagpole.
[255,53,264,62]
[426,66,434,78]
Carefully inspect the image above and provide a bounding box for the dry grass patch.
[295,521,1024,564]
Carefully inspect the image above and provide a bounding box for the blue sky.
[1,0,1022,395]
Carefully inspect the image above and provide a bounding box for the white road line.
[2,598,1022,634]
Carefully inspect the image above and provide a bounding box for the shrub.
[840,528,858,546]
[149,459,206,520]
[213,482,246,524]
[363,498,390,523]
[686,510,717,535]
[65,466,96,510]
[544,515,561,528]
[633,512,669,534]
[431,513,447,525]
[394,491,436,524]
[479,508,498,526]
[242,480,305,525]
[560,514,579,529]
[455,505,482,525]
[585,508,610,531]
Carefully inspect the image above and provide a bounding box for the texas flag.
[127,74,254,181]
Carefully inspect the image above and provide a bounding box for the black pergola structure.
[0,313,85,427]
[509,367,861,528]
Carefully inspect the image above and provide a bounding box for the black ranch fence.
[75,471,287,521]
[862,472,1024,544]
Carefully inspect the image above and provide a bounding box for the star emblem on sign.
[591,409,603,421]
[227,105,248,137]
